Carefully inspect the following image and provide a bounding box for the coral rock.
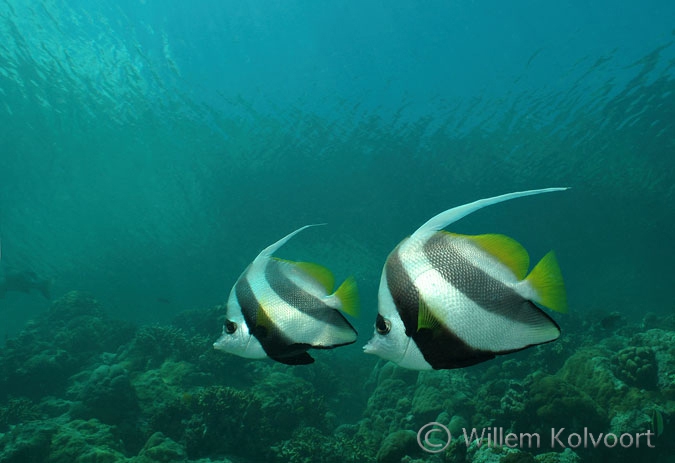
[134,432,187,463]
[376,429,419,463]
[611,346,658,390]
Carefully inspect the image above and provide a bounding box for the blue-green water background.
[0,0,673,345]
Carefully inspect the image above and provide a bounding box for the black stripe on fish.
[270,349,315,365]
[387,233,560,369]
[235,276,314,360]
[265,259,328,312]
[414,313,497,369]
[386,245,496,368]
[264,259,357,337]
[422,232,548,325]
[385,243,421,337]
[414,296,558,369]
[235,276,263,334]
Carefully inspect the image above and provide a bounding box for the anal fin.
[271,351,315,365]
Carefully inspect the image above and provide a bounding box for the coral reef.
[0,418,127,463]
[376,429,420,463]
[0,291,135,400]
[526,374,606,432]
[49,418,127,463]
[132,432,188,463]
[270,426,373,463]
[0,292,673,462]
[0,397,40,432]
[0,419,58,463]
[69,364,139,424]
[611,346,658,390]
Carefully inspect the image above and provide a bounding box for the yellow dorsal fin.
[292,261,336,293]
[525,250,568,313]
[417,298,441,333]
[333,275,359,317]
[461,233,530,280]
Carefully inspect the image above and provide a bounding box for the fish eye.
[376,314,391,335]
[225,319,237,334]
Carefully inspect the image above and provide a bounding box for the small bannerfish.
[363,188,568,370]
[214,225,359,365]
[651,409,664,438]
[0,269,51,299]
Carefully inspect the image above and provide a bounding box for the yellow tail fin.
[334,275,360,317]
[525,250,568,313]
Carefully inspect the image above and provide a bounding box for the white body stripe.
[246,259,354,347]
[214,288,266,358]
[363,265,433,369]
[413,265,557,351]
[400,231,559,349]
[280,263,340,309]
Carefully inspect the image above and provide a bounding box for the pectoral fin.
[417,298,442,334]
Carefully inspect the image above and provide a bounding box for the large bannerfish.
[363,188,568,370]
[214,225,359,365]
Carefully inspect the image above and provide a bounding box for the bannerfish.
[363,188,568,370]
[214,225,359,365]
[0,269,51,299]
[0,238,51,299]
[651,409,664,438]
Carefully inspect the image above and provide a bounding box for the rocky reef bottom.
[0,291,672,463]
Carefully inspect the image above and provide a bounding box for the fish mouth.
[362,340,376,354]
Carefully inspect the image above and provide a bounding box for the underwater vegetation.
[0,291,673,462]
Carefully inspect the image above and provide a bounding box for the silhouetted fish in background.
[0,236,51,299]
[0,269,51,299]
